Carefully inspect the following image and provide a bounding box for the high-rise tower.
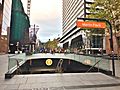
[61,0,105,54]
[0,0,12,53]
[60,0,87,49]
[27,0,31,17]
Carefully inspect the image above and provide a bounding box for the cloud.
[21,0,62,42]
[30,0,62,21]
[36,17,62,42]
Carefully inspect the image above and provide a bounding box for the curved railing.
[6,53,112,78]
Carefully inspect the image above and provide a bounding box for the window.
[92,35,102,48]
[117,37,120,46]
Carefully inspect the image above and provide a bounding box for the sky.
[21,0,62,42]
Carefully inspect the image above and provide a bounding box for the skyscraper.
[0,0,2,35]
[60,0,103,54]
[1,0,12,35]
[0,0,12,53]
[60,0,88,49]
[27,0,31,17]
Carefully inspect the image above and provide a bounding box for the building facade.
[27,0,31,17]
[0,0,12,53]
[61,0,85,48]
[60,0,103,54]
[9,0,30,53]
[1,0,11,35]
[106,32,120,55]
[0,0,3,36]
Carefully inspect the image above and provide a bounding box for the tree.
[88,0,120,32]
[88,0,120,55]
[45,39,58,49]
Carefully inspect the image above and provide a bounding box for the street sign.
[76,21,106,29]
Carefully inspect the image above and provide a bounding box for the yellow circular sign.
[46,59,53,66]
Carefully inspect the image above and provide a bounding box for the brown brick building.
[0,35,8,53]
[0,27,10,53]
[106,33,120,55]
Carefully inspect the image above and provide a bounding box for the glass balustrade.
[8,53,26,73]
[7,53,112,74]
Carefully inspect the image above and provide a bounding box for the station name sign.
[76,21,106,29]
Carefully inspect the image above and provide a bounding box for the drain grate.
[32,88,49,90]
[49,87,65,90]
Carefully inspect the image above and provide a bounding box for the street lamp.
[29,24,39,52]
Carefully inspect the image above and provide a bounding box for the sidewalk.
[0,54,120,90]
[1,73,120,90]
[0,54,8,78]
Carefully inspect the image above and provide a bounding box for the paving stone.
[1,54,120,90]
[5,84,19,90]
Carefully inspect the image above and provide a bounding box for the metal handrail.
[16,59,21,74]
[86,60,101,73]
[56,59,63,73]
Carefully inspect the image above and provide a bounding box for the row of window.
[63,0,83,28]
[62,32,104,49]
[1,0,11,35]
[62,0,85,37]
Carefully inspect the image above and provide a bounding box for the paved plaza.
[1,54,120,90]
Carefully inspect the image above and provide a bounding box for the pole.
[33,24,36,52]
[109,22,115,76]
[34,24,35,34]
[77,18,115,76]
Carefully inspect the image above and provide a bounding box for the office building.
[0,0,3,36]
[60,0,104,54]
[0,0,12,53]
[27,0,31,17]
[61,0,85,48]
[0,0,2,4]
[1,0,12,35]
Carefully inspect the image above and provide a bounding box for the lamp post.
[29,24,39,52]
[86,30,91,54]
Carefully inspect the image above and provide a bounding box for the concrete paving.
[1,54,120,90]
[0,54,8,77]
